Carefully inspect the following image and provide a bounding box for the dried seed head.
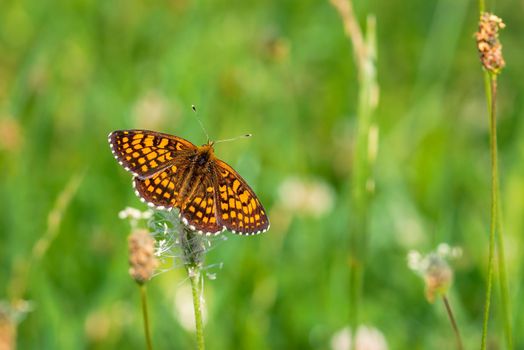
[0,300,32,350]
[422,255,453,303]
[408,244,460,303]
[0,311,15,350]
[475,12,505,74]
[128,230,158,284]
[146,210,224,274]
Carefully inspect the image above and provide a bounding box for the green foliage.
[1,0,523,349]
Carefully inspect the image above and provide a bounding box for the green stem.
[349,17,377,343]
[442,295,463,350]
[329,1,377,343]
[188,267,205,350]
[487,65,512,347]
[179,227,206,349]
[480,74,499,350]
[140,284,153,350]
[478,0,485,13]
[8,173,84,301]
[349,256,363,332]
[480,73,512,349]
[349,17,375,335]
[495,190,513,349]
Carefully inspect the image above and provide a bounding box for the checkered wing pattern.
[133,161,224,235]
[109,129,270,236]
[214,159,269,235]
[133,164,184,210]
[109,130,194,179]
[178,176,224,235]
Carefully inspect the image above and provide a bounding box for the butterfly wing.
[133,164,185,210]
[213,159,270,235]
[178,174,225,235]
[109,130,195,179]
[110,129,269,235]
[133,159,225,235]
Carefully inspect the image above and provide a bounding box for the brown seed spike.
[476,12,505,74]
[128,230,158,284]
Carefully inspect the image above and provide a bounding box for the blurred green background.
[1,0,523,349]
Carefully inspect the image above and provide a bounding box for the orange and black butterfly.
[108,130,270,236]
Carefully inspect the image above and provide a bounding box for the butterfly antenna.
[192,105,211,142]
[214,133,252,144]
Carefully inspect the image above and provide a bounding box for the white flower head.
[331,325,388,350]
[407,243,461,302]
[278,177,335,217]
[147,210,224,278]
[118,207,153,229]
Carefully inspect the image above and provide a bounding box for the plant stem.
[478,0,485,13]
[140,284,153,350]
[188,266,205,350]
[180,227,206,350]
[349,16,377,339]
[495,191,513,349]
[8,173,84,301]
[329,1,378,341]
[486,75,512,349]
[480,73,497,350]
[442,295,463,350]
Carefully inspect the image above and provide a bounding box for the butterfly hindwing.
[179,176,225,235]
[109,130,195,178]
[133,160,225,235]
[133,165,184,209]
[213,159,270,235]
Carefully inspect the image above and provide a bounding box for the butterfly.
[108,129,270,236]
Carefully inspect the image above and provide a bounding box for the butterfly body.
[109,130,270,236]
[192,143,214,166]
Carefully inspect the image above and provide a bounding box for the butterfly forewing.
[109,130,195,178]
[213,159,270,235]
